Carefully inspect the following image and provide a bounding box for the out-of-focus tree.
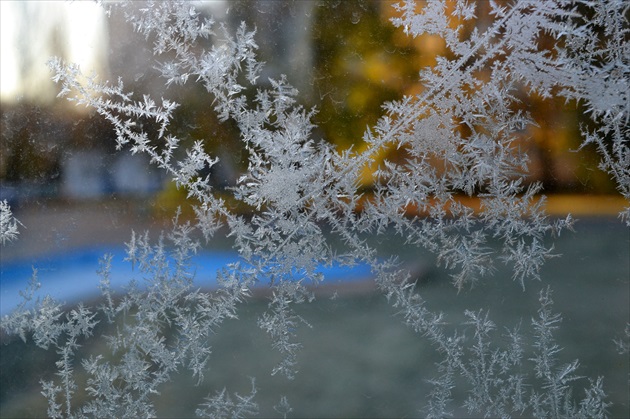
[311,0,618,193]
[311,1,422,185]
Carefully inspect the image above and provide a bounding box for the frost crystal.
[0,200,21,245]
[2,0,628,417]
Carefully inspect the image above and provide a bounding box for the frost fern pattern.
[2,0,629,417]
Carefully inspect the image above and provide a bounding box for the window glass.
[1,1,628,417]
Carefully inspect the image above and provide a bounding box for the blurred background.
[1,0,625,211]
[1,1,628,417]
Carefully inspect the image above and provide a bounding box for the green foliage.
[312,1,419,153]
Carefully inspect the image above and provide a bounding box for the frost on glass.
[0,200,21,245]
[1,0,629,417]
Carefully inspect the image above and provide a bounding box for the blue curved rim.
[1,247,372,316]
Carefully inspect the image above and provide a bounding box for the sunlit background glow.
[0,0,108,103]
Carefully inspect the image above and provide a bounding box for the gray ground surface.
[1,201,628,417]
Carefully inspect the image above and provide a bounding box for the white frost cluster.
[2,0,628,417]
[0,199,20,245]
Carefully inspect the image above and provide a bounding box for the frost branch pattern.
[2,0,628,417]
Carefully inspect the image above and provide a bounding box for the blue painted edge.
[1,246,372,316]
